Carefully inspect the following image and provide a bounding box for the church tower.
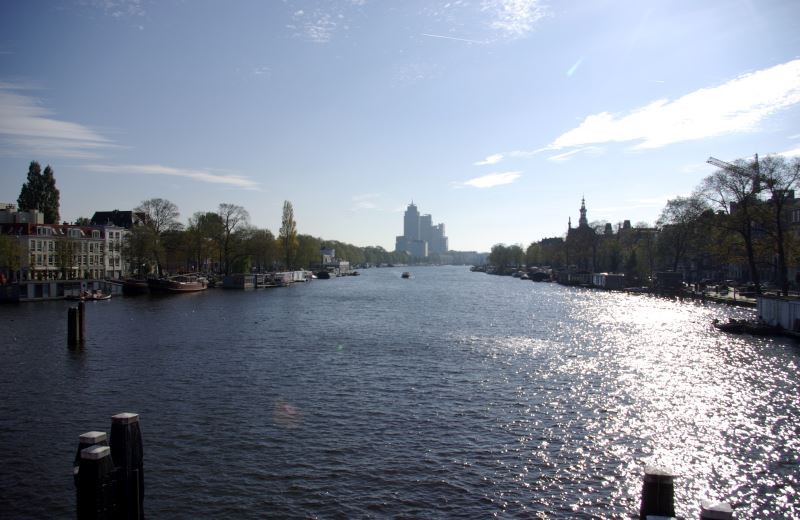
[578,197,588,228]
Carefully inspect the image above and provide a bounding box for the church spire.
[579,196,588,227]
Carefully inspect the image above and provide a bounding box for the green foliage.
[17,161,60,224]
[279,200,298,269]
[0,235,24,278]
[295,234,321,268]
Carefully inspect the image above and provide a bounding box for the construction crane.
[707,154,761,191]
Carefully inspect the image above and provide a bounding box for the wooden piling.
[68,307,80,345]
[76,445,116,520]
[74,431,108,487]
[639,466,676,520]
[700,500,733,519]
[78,301,86,342]
[110,412,144,520]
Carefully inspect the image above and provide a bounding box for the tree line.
[125,198,409,277]
[494,154,800,295]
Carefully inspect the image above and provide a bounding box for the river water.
[0,266,798,518]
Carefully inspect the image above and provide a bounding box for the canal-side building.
[0,207,129,281]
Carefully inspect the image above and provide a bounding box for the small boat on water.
[712,318,782,336]
[147,274,208,293]
[122,278,149,295]
[401,272,412,279]
[66,289,112,301]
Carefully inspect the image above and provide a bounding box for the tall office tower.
[431,223,447,254]
[403,203,420,241]
[420,214,433,246]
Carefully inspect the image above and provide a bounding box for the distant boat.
[66,289,112,301]
[122,278,149,295]
[147,274,208,293]
[316,271,332,279]
[401,272,412,279]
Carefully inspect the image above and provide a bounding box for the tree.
[122,225,158,278]
[700,158,766,293]
[279,201,298,269]
[136,198,181,234]
[18,161,60,224]
[74,217,91,226]
[760,155,800,296]
[217,204,249,274]
[246,228,278,271]
[295,234,321,268]
[489,244,511,272]
[54,238,78,279]
[0,235,24,282]
[186,211,224,273]
[134,198,181,276]
[656,195,708,271]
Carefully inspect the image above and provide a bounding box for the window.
[792,209,800,223]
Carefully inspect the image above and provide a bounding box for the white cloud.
[290,8,339,43]
[474,153,504,166]
[482,0,547,39]
[463,171,521,188]
[0,84,115,158]
[85,163,259,190]
[83,0,145,18]
[548,146,601,162]
[351,193,381,211]
[550,59,800,151]
[779,147,800,158]
[509,147,549,158]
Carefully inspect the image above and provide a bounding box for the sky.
[1,0,799,252]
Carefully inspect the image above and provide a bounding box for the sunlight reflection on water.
[0,267,798,518]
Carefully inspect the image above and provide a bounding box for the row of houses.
[0,205,135,282]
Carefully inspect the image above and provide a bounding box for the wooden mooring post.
[639,467,735,519]
[67,302,86,346]
[700,500,733,519]
[76,445,116,520]
[75,413,144,520]
[639,466,676,519]
[110,413,144,520]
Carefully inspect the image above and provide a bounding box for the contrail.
[421,33,485,44]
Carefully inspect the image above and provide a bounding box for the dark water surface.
[1,266,798,518]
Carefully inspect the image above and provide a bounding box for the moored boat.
[122,278,149,295]
[66,289,112,301]
[147,274,208,293]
